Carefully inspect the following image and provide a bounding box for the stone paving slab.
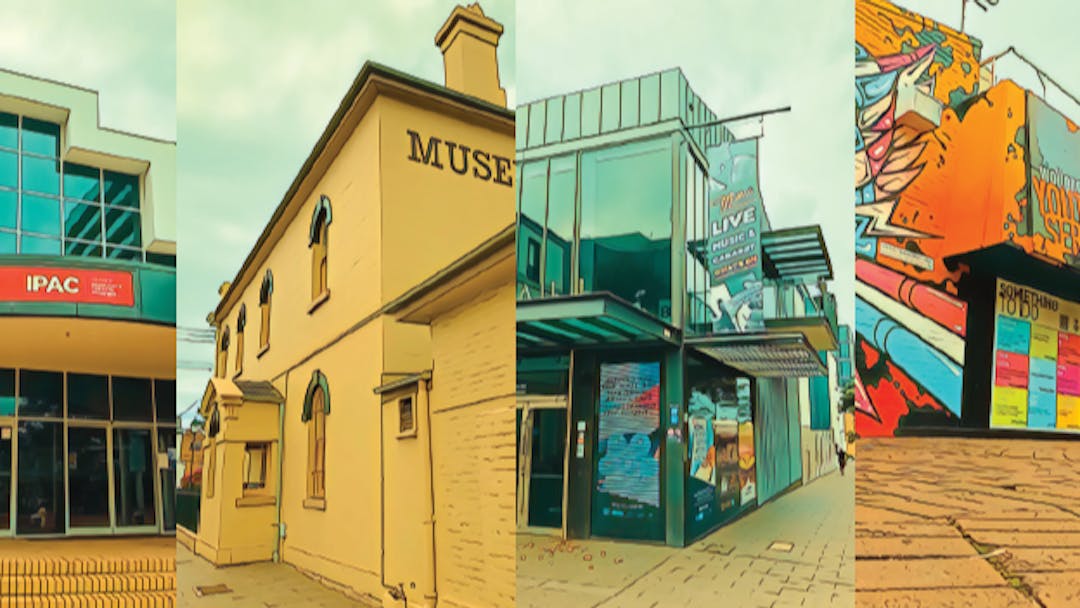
[856,587,1034,608]
[856,536,976,557]
[1002,548,1080,573]
[1024,573,1080,607]
[857,557,1008,591]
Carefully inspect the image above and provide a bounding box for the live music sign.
[0,267,135,306]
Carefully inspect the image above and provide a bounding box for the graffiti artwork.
[854,0,1080,436]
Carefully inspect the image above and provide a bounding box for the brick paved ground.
[856,437,1080,607]
[176,542,375,607]
[518,467,854,607]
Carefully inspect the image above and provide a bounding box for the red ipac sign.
[0,267,135,306]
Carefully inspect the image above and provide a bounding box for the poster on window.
[990,279,1080,432]
[705,138,764,333]
[593,362,662,538]
[737,378,757,504]
[714,419,740,512]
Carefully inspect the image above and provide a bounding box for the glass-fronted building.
[0,69,176,538]
[515,69,839,546]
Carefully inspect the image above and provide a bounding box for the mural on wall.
[854,0,1080,436]
[593,362,662,537]
[705,139,764,333]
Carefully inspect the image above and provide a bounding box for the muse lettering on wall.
[406,129,514,187]
[0,267,135,306]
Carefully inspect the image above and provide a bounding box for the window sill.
[257,344,270,359]
[236,495,275,508]
[303,497,326,511]
[307,290,331,314]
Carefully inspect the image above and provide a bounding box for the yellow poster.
[1058,395,1080,430]
[1030,324,1058,360]
[990,386,1028,428]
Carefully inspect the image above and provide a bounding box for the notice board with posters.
[990,279,1080,432]
[592,361,663,540]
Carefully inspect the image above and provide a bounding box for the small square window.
[526,238,540,282]
[398,397,416,438]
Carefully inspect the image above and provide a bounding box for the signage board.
[0,267,135,306]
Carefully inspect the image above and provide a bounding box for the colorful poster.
[714,420,740,512]
[705,138,764,333]
[593,362,662,538]
[990,279,1080,433]
[736,378,756,504]
[1027,93,1080,269]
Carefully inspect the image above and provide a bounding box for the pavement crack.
[953,521,1047,608]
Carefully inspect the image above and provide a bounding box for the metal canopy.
[761,225,833,283]
[517,292,679,350]
[687,332,827,377]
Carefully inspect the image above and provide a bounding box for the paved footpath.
[856,437,1080,607]
[518,467,854,607]
[177,542,376,607]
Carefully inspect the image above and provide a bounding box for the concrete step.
[0,572,175,596]
[0,592,175,607]
[0,557,175,577]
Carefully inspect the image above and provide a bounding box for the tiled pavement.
[856,437,1080,607]
[176,543,375,607]
[518,467,855,607]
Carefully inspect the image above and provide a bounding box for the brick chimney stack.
[435,3,507,107]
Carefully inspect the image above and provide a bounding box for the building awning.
[764,315,838,351]
[761,225,833,283]
[373,371,432,395]
[687,332,827,377]
[517,292,679,350]
[945,242,1080,301]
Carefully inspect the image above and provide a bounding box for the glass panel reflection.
[545,155,575,296]
[0,113,16,149]
[21,194,61,236]
[68,373,109,419]
[62,163,101,202]
[64,200,103,242]
[0,427,10,531]
[22,156,60,195]
[18,370,62,417]
[0,189,15,229]
[0,231,13,254]
[104,206,141,247]
[0,151,17,189]
[579,138,673,320]
[65,239,103,258]
[0,369,14,416]
[21,118,60,158]
[16,420,65,535]
[158,430,176,532]
[113,377,153,421]
[103,171,138,208]
[68,427,110,528]
[20,235,61,255]
[155,379,176,423]
[113,428,156,527]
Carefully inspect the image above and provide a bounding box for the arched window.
[259,270,273,351]
[205,407,220,498]
[216,326,230,379]
[235,304,247,374]
[302,370,330,501]
[309,195,332,301]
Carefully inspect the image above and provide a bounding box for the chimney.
[435,3,507,107]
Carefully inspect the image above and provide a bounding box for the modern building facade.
[855,0,1080,437]
[0,68,177,539]
[515,69,842,547]
[184,5,515,607]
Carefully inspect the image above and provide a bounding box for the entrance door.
[517,396,568,533]
[112,428,157,532]
[0,425,11,535]
[157,429,176,532]
[67,426,111,532]
[16,421,65,535]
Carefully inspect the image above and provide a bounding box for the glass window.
[516,355,570,395]
[0,113,16,149]
[17,420,65,534]
[112,376,153,422]
[0,368,14,416]
[18,370,62,417]
[68,373,109,419]
[527,102,545,149]
[64,200,103,242]
[65,239,103,258]
[600,83,620,133]
[104,206,141,246]
[20,235,61,255]
[0,189,15,229]
[579,138,673,320]
[307,388,327,499]
[155,379,176,423]
[563,93,581,140]
[0,150,18,189]
[581,89,601,137]
[0,230,14,254]
[517,160,548,296]
[113,428,156,527]
[544,154,576,296]
[21,118,60,158]
[21,194,60,236]
[22,156,60,195]
[62,163,101,202]
[243,443,269,491]
[545,97,563,145]
[106,245,142,261]
[68,427,110,528]
[104,171,139,208]
[621,79,640,129]
[146,252,176,267]
[0,426,9,531]
[660,70,680,120]
[640,73,660,124]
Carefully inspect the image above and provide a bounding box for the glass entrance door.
[517,396,568,533]
[113,428,157,532]
[0,425,11,534]
[16,421,65,535]
[157,429,176,532]
[67,426,111,532]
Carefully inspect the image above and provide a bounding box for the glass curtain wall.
[0,367,175,535]
[0,112,173,266]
